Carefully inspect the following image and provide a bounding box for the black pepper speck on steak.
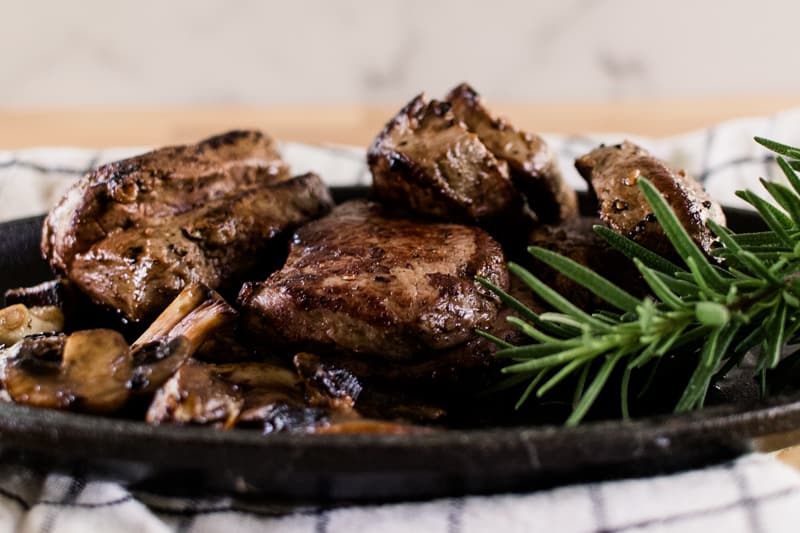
[238,200,509,362]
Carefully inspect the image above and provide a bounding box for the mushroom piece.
[128,283,238,393]
[0,304,64,346]
[1,330,131,413]
[147,359,426,434]
[146,360,310,429]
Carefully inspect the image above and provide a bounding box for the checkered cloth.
[3,109,800,532]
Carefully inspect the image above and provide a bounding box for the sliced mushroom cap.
[1,329,131,413]
[0,304,64,346]
[129,283,237,394]
[146,361,308,428]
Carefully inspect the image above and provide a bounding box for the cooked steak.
[445,83,577,223]
[368,94,525,231]
[43,130,288,275]
[367,84,574,236]
[63,173,332,323]
[528,217,646,310]
[307,274,544,385]
[575,141,725,256]
[238,200,508,361]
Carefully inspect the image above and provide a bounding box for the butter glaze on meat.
[238,200,509,361]
[575,141,725,257]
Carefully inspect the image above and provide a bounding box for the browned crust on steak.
[238,200,509,362]
[446,83,577,223]
[43,130,288,274]
[367,94,528,230]
[575,141,725,256]
[67,173,332,323]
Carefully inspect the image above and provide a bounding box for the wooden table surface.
[4,95,800,470]
[2,95,800,149]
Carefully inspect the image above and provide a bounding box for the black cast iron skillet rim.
[2,389,799,467]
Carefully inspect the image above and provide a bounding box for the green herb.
[479,137,800,425]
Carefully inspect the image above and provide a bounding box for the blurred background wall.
[2,0,798,107]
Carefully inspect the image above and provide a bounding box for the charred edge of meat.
[367,94,530,236]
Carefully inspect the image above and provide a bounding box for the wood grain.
[2,95,800,149]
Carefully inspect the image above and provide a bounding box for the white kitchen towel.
[3,109,800,532]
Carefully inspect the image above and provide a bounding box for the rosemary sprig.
[480,137,800,425]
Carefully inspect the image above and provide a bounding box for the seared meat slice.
[575,141,725,256]
[43,130,288,275]
[445,83,577,223]
[368,93,530,234]
[238,200,508,361]
[63,173,332,323]
[302,275,544,386]
[527,217,647,310]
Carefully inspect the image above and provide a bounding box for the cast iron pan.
[0,188,797,503]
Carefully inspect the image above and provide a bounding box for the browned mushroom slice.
[0,304,64,346]
[147,360,427,434]
[129,283,237,393]
[146,360,310,430]
[1,330,131,413]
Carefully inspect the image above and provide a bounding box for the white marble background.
[0,0,798,106]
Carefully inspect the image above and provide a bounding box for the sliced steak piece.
[238,200,508,361]
[368,94,525,231]
[43,130,288,275]
[575,141,725,257]
[445,83,577,223]
[66,173,333,323]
